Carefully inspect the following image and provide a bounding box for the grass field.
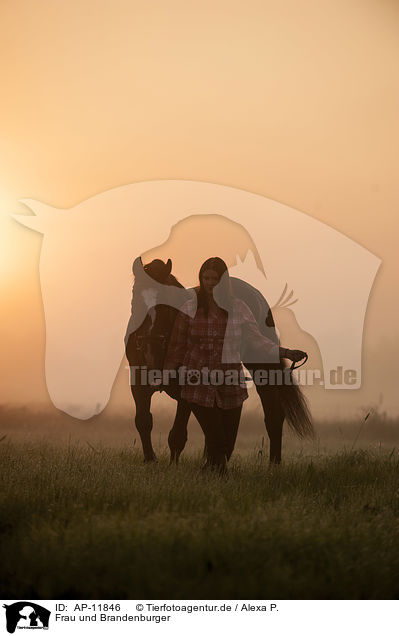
[1,405,399,600]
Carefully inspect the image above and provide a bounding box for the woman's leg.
[221,405,242,461]
[168,399,191,464]
[189,404,226,471]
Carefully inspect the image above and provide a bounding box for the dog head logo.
[3,603,50,633]
[13,180,381,418]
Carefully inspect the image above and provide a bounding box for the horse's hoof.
[269,458,282,466]
[144,455,158,464]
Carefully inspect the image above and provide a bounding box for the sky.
[1,0,399,418]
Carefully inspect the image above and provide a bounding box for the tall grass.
[1,434,399,599]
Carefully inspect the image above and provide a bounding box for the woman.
[164,257,306,473]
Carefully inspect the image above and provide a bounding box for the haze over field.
[1,0,398,419]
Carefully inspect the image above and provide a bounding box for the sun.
[0,205,15,279]
[0,193,35,283]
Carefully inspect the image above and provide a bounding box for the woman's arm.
[242,318,281,363]
[239,301,306,363]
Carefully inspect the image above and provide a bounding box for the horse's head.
[130,256,188,316]
[126,256,192,371]
[142,258,172,284]
[132,257,173,307]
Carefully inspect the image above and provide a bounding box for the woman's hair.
[197,257,234,314]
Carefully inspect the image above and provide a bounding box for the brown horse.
[124,257,191,461]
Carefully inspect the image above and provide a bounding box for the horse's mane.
[167,273,184,289]
[230,276,276,336]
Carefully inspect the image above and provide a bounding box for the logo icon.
[2,603,50,633]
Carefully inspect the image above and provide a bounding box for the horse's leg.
[257,386,285,465]
[168,400,191,464]
[131,385,157,462]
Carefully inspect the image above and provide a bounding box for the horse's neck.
[134,304,171,336]
[168,274,184,289]
[229,277,276,337]
[130,275,186,337]
[148,306,156,327]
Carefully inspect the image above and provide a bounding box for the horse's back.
[230,277,277,341]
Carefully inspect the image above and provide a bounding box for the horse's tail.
[266,360,314,438]
[279,374,314,438]
[280,383,313,438]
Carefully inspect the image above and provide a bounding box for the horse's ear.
[165,259,172,276]
[13,199,63,234]
[132,257,144,276]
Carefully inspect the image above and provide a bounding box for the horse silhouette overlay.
[125,258,313,464]
[12,180,381,419]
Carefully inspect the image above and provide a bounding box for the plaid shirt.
[164,298,280,409]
